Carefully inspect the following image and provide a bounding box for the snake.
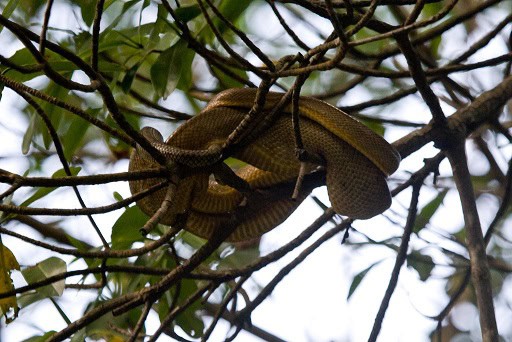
[128,88,401,242]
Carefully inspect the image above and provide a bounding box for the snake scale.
[129,88,400,242]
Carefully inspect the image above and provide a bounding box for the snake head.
[129,127,166,174]
[138,126,181,170]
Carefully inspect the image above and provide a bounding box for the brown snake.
[129,88,400,242]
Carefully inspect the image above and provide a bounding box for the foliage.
[0,243,19,323]
[0,0,511,341]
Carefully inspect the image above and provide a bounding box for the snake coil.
[129,88,400,241]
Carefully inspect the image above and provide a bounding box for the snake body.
[129,88,400,241]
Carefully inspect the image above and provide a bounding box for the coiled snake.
[129,89,400,241]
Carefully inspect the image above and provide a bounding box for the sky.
[1,1,512,341]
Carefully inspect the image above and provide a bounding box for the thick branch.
[446,142,497,341]
[393,75,512,159]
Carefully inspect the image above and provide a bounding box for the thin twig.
[14,91,109,248]
[368,183,421,341]
[92,0,106,71]
[39,0,54,55]
[234,219,351,328]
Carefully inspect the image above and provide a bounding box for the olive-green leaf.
[111,205,148,249]
[219,247,260,269]
[22,257,67,298]
[0,0,20,33]
[150,39,194,99]
[413,189,448,233]
[347,260,383,299]
[174,5,202,23]
[63,117,89,159]
[120,62,141,93]
[21,112,37,155]
[407,251,435,282]
[211,65,249,89]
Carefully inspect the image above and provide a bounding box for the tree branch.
[446,141,498,341]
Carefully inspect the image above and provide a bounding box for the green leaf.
[219,247,260,269]
[1,0,19,18]
[22,257,67,298]
[429,35,442,58]
[211,64,249,88]
[176,46,195,92]
[40,84,71,150]
[65,234,92,252]
[215,0,252,34]
[407,251,435,282]
[199,0,252,43]
[0,0,20,33]
[20,167,81,207]
[351,27,388,55]
[174,5,202,23]
[111,206,148,249]
[102,0,140,33]
[17,292,43,310]
[62,117,89,159]
[46,60,78,73]
[75,0,96,26]
[112,191,124,202]
[364,120,385,137]
[175,298,204,338]
[0,48,40,82]
[21,112,37,155]
[347,260,383,299]
[148,5,173,48]
[138,0,151,29]
[147,251,204,338]
[120,62,141,93]
[421,3,445,20]
[150,39,195,99]
[413,189,448,233]
[2,49,77,83]
[157,277,204,338]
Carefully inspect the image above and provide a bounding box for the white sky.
[1,1,512,341]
